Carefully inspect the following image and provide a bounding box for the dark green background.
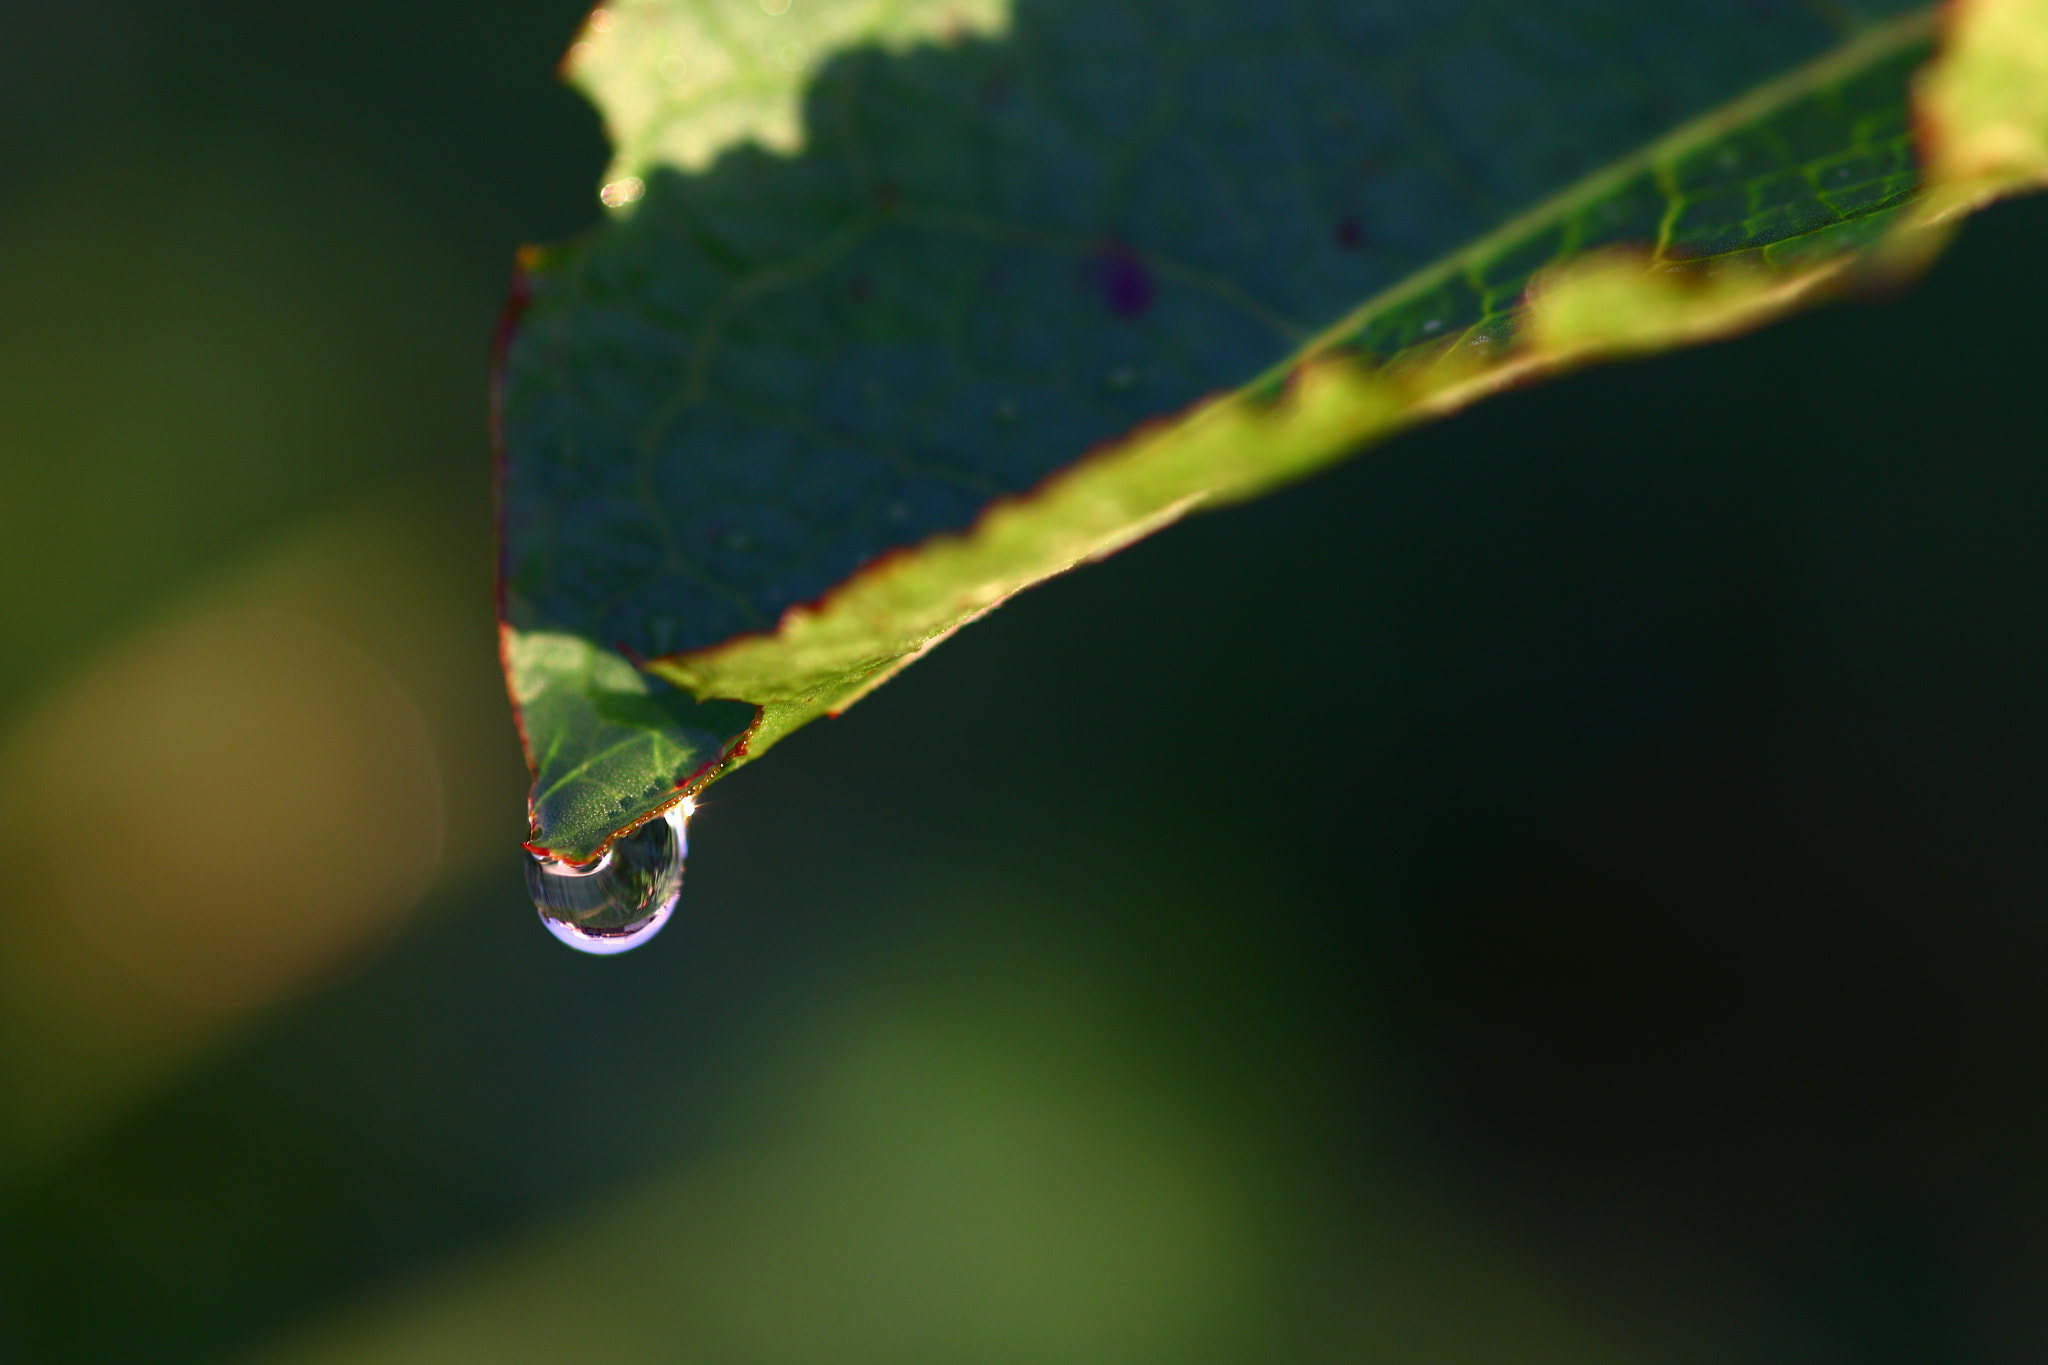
[3,2,2045,1362]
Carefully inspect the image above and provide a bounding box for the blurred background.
[3,2,2047,1362]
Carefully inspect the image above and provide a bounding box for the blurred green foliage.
[3,3,2048,1364]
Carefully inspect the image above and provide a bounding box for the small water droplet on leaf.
[527,802,689,955]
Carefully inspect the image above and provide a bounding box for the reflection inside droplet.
[599,177,645,208]
[526,800,691,955]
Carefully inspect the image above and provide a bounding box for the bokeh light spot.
[23,609,443,1008]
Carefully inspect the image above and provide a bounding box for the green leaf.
[498,0,2037,861]
[1919,0,2048,207]
[503,628,755,858]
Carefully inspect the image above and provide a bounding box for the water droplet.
[760,0,790,13]
[600,177,645,208]
[1420,318,1442,334]
[527,801,690,955]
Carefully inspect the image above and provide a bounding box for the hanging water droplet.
[526,800,691,955]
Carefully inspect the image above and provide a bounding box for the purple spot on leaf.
[1094,243,1152,318]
